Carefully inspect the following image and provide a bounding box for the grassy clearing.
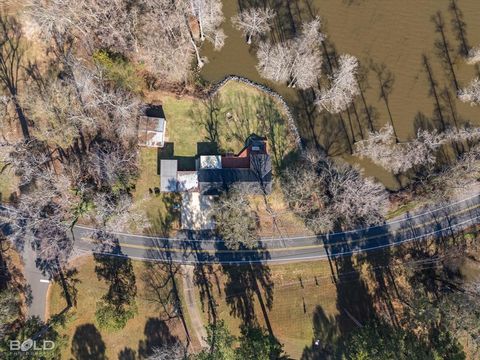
[194,260,339,358]
[386,200,419,220]
[160,94,207,156]
[133,148,181,235]
[250,182,311,237]
[148,80,296,158]
[48,256,188,359]
[0,164,18,203]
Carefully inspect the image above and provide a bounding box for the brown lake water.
[201,0,480,188]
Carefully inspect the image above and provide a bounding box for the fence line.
[208,75,304,151]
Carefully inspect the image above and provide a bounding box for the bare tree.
[458,77,480,105]
[213,185,258,249]
[26,0,140,54]
[430,143,480,199]
[256,41,292,84]
[188,0,225,47]
[5,169,77,265]
[355,124,480,174]
[137,0,196,77]
[283,150,388,232]
[92,192,150,233]
[354,125,440,174]
[256,18,324,89]
[26,0,212,81]
[466,46,480,65]
[147,343,188,360]
[0,16,29,138]
[316,54,360,114]
[21,75,83,148]
[87,142,138,189]
[231,7,274,44]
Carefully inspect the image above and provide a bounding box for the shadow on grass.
[138,317,180,358]
[145,192,182,237]
[71,323,106,360]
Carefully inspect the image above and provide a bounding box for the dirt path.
[182,265,208,348]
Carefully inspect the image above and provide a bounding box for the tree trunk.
[12,95,29,139]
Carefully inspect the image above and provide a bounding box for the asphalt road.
[73,193,480,264]
[3,193,479,323]
[22,244,51,321]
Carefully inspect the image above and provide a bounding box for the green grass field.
[48,256,190,359]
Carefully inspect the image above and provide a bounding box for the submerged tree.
[458,77,480,105]
[189,0,226,49]
[316,54,360,114]
[256,18,324,89]
[231,7,274,44]
[355,124,480,174]
[466,46,480,65]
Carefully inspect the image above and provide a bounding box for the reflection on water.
[201,0,480,188]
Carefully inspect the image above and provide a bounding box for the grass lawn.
[0,164,18,203]
[132,147,181,236]
[147,80,296,159]
[134,80,299,235]
[250,182,312,237]
[160,94,207,156]
[47,255,190,359]
[194,260,340,359]
[386,200,418,220]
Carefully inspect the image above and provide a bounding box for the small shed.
[138,104,167,147]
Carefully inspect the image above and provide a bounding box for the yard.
[0,163,18,203]
[192,260,343,358]
[146,80,296,159]
[132,147,182,236]
[134,80,304,236]
[47,255,195,359]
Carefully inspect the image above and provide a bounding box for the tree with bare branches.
[283,150,388,233]
[466,46,480,65]
[316,54,360,114]
[213,185,258,249]
[231,7,274,44]
[256,18,324,89]
[188,0,225,48]
[458,77,480,105]
[355,124,480,174]
[0,16,29,138]
[147,343,188,360]
[137,0,194,82]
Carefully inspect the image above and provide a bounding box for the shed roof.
[138,115,166,147]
